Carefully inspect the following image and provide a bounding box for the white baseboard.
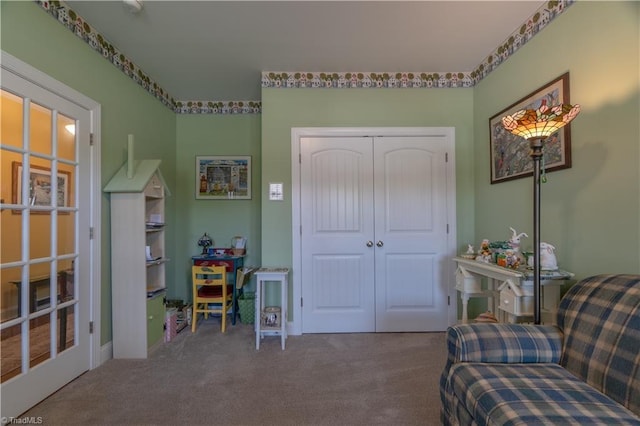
[286,321,300,336]
[99,341,113,366]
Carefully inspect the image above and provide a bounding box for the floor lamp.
[501,101,580,324]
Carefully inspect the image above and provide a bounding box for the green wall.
[1,2,177,345]
[261,88,476,267]
[260,89,475,319]
[473,1,640,286]
[2,0,638,344]
[174,114,262,301]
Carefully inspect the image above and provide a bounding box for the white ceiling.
[64,1,546,101]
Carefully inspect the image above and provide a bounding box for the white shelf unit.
[105,160,170,358]
[255,268,289,350]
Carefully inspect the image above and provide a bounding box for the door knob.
[366,241,374,247]
[376,240,384,247]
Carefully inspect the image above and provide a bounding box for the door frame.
[1,51,102,369]
[291,127,458,335]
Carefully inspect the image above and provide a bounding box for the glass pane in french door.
[0,264,23,383]
[30,99,52,157]
[1,90,23,149]
[0,88,79,383]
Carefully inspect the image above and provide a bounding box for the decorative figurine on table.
[476,239,492,263]
[505,249,520,269]
[540,242,558,270]
[488,240,510,263]
[197,232,213,255]
[460,244,476,259]
[508,227,528,257]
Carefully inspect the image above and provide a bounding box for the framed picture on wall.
[489,72,573,184]
[195,156,251,200]
[11,161,71,213]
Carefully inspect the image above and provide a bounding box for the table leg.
[461,292,470,323]
[487,278,496,314]
[255,279,261,350]
[231,287,237,326]
[59,307,67,351]
[542,281,562,325]
[281,280,287,350]
[58,271,69,351]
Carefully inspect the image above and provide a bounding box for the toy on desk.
[476,239,492,263]
[197,233,213,255]
[231,236,247,256]
[540,242,558,270]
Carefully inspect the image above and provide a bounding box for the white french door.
[1,57,93,418]
[299,130,455,333]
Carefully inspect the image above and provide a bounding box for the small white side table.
[254,267,289,350]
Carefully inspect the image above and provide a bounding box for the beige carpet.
[23,319,447,425]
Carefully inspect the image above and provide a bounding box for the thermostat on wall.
[269,183,284,201]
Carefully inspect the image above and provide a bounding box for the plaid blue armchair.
[440,274,640,425]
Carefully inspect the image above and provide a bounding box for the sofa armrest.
[446,323,563,365]
[439,323,563,417]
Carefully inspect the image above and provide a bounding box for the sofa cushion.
[449,362,640,425]
[445,323,563,365]
[557,274,640,415]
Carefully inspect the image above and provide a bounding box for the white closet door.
[373,136,450,331]
[299,132,453,333]
[300,137,375,332]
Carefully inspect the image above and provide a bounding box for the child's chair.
[191,265,233,332]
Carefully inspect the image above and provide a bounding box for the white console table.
[453,257,573,324]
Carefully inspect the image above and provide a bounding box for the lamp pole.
[529,137,544,325]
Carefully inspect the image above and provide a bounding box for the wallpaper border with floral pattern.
[36,0,574,115]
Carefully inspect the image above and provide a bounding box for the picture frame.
[196,156,251,200]
[11,161,71,213]
[489,72,572,184]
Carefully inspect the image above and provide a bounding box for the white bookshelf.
[105,160,170,358]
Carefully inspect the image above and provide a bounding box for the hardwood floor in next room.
[1,310,76,383]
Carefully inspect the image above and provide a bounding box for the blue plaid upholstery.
[449,363,640,425]
[440,274,640,425]
[444,323,563,365]
[557,274,640,415]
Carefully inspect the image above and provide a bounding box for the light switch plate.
[269,183,283,201]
